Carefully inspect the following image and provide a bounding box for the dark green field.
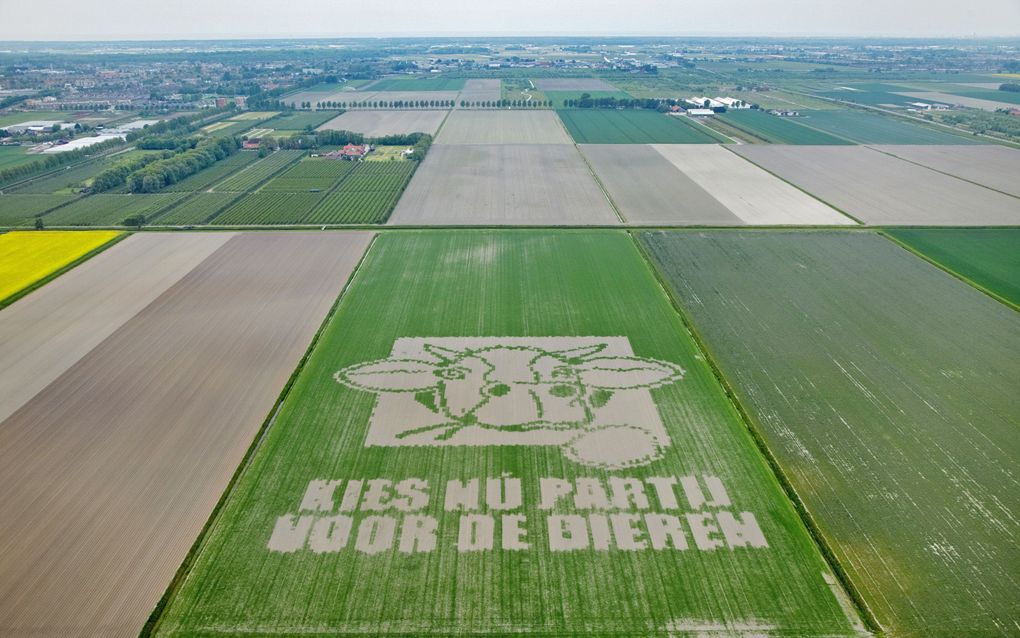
[799,109,979,144]
[263,110,344,131]
[557,109,727,144]
[717,110,852,145]
[368,77,466,91]
[885,227,1020,307]
[154,231,860,637]
[640,230,1020,637]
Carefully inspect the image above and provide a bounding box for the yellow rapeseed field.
[0,230,121,303]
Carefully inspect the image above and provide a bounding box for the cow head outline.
[335,341,684,467]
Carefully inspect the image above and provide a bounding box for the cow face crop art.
[335,337,685,469]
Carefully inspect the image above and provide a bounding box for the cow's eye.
[549,384,576,397]
[552,366,573,379]
[435,367,467,380]
[485,383,511,397]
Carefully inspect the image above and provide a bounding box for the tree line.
[127,136,240,193]
[0,136,125,189]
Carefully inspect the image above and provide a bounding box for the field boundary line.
[555,112,627,224]
[0,231,129,311]
[877,229,1020,313]
[864,146,1020,201]
[719,145,865,225]
[628,230,882,635]
[142,231,379,637]
[204,150,307,224]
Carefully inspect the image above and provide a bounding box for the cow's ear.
[423,343,463,363]
[336,359,440,392]
[553,343,607,363]
[577,357,685,390]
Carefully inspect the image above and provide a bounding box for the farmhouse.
[686,108,715,117]
[242,139,262,150]
[323,143,372,160]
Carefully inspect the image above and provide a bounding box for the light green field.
[0,146,36,171]
[717,110,852,145]
[0,111,68,127]
[557,109,728,144]
[797,109,981,144]
[885,227,1020,308]
[640,230,1020,637]
[155,231,860,637]
[368,77,466,91]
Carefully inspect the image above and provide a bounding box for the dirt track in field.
[0,232,233,425]
[0,231,373,637]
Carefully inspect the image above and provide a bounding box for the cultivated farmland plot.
[388,144,619,225]
[886,227,1020,307]
[870,145,1020,197]
[894,91,1018,111]
[162,151,260,192]
[651,145,855,225]
[732,145,1020,225]
[717,110,851,145]
[151,192,242,225]
[0,229,120,304]
[534,78,618,91]
[0,231,374,637]
[0,194,77,226]
[797,110,979,145]
[211,191,326,225]
[264,110,343,131]
[214,150,305,193]
[456,78,501,104]
[154,231,861,637]
[306,161,415,224]
[41,192,189,226]
[639,230,1020,637]
[0,232,231,424]
[578,144,741,225]
[557,110,725,144]
[317,110,448,136]
[260,157,355,192]
[436,110,572,144]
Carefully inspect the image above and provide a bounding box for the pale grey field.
[895,91,1018,112]
[534,78,617,91]
[317,110,448,136]
[871,144,1020,197]
[733,145,1020,225]
[389,144,619,225]
[0,232,373,638]
[456,78,501,104]
[0,233,233,425]
[436,110,572,144]
[579,144,740,225]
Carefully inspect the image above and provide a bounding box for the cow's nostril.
[550,384,576,397]
[486,383,511,397]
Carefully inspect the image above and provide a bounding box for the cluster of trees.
[90,151,174,192]
[999,83,1020,93]
[937,109,1020,143]
[561,94,671,110]
[136,135,199,151]
[458,99,552,108]
[258,129,432,161]
[405,133,431,162]
[127,136,239,193]
[0,136,124,188]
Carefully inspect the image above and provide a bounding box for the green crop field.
[556,110,727,144]
[40,193,189,226]
[640,230,1020,637]
[0,194,77,226]
[305,161,415,224]
[154,231,860,637]
[163,152,261,192]
[261,158,356,192]
[0,146,36,171]
[368,77,466,91]
[885,227,1020,307]
[814,89,918,107]
[213,150,305,193]
[797,109,980,144]
[717,111,852,144]
[150,192,242,225]
[264,110,344,131]
[8,157,110,194]
[937,86,1020,106]
[209,191,325,224]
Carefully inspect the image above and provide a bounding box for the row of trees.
[459,99,552,108]
[127,136,240,193]
[90,150,174,192]
[300,99,456,110]
[562,95,671,110]
[0,136,125,189]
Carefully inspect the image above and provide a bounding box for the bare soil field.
[456,78,501,104]
[579,144,740,224]
[0,233,233,425]
[871,144,1020,197]
[732,145,1020,225]
[317,110,447,136]
[652,144,856,225]
[0,231,373,637]
[535,78,617,91]
[389,144,618,225]
[436,110,572,144]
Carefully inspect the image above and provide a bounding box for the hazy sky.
[1,0,1018,40]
